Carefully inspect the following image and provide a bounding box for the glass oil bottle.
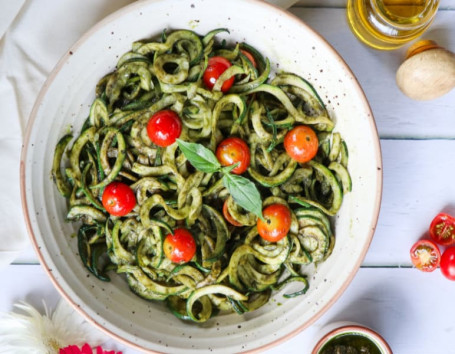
[346,0,440,50]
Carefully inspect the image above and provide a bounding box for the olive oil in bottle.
[346,0,440,50]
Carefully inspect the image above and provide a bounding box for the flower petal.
[60,344,82,354]
[81,343,93,354]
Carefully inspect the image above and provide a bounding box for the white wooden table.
[2,1,455,353]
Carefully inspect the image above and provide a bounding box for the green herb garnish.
[177,139,263,220]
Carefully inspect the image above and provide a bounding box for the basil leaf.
[222,173,263,220]
[221,163,239,174]
[177,139,221,173]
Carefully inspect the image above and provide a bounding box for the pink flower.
[59,343,122,354]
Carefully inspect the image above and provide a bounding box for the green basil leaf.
[221,163,239,174]
[222,173,263,220]
[177,139,221,173]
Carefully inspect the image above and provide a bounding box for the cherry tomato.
[146,110,182,147]
[203,56,234,93]
[240,49,257,68]
[440,247,455,280]
[284,125,319,163]
[102,181,136,217]
[223,200,242,227]
[409,239,441,272]
[257,203,292,242]
[163,228,197,263]
[216,137,250,174]
[429,212,455,246]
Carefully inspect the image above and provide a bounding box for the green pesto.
[320,333,382,354]
[51,28,351,323]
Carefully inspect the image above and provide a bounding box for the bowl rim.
[311,324,393,354]
[19,0,383,352]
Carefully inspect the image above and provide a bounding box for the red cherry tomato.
[146,110,182,147]
[163,228,197,264]
[440,247,455,280]
[257,203,292,242]
[216,137,251,174]
[429,212,455,246]
[203,56,234,93]
[240,49,257,68]
[223,200,242,227]
[102,182,136,217]
[284,125,319,163]
[409,239,441,272]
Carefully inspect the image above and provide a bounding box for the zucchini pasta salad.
[52,28,351,322]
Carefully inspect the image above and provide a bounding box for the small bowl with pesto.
[312,322,392,354]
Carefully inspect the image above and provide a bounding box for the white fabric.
[0,0,135,269]
[0,0,25,39]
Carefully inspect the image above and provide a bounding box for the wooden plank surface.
[292,7,455,139]
[2,265,453,353]
[364,139,455,266]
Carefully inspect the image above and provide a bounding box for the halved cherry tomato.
[440,247,455,280]
[216,137,250,174]
[429,212,455,246]
[410,239,441,272]
[146,110,182,147]
[284,125,319,163]
[163,228,196,264]
[223,200,242,227]
[203,56,234,93]
[257,203,292,242]
[102,181,136,216]
[240,49,257,68]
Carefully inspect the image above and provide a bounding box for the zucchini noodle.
[52,28,351,322]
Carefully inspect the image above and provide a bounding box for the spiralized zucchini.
[52,28,351,322]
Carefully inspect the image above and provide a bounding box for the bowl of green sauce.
[312,322,392,354]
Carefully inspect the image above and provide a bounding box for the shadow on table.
[324,283,406,349]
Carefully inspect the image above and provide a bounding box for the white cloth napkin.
[0,0,135,269]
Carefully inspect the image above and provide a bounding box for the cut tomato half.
[429,212,455,246]
[410,239,441,272]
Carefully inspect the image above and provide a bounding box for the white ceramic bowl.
[20,0,382,352]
